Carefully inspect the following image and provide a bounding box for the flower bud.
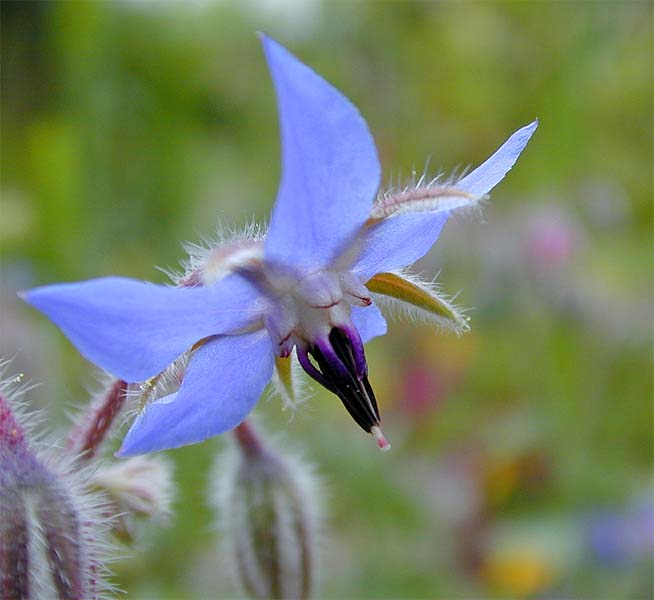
[91,456,174,542]
[211,422,321,599]
[0,373,113,599]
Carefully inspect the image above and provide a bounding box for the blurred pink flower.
[524,207,582,273]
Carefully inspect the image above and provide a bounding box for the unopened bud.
[0,373,113,599]
[91,456,174,542]
[211,421,321,599]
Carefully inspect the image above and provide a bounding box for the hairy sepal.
[272,353,307,411]
[210,425,323,600]
[170,223,265,287]
[368,174,485,224]
[366,271,470,334]
[123,351,191,426]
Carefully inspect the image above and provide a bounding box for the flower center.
[258,268,389,449]
[259,269,372,354]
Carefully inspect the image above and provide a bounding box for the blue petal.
[351,120,538,281]
[261,34,381,275]
[21,276,265,382]
[117,331,274,456]
[457,119,538,196]
[351,212,449,283]
[351,301,387,343]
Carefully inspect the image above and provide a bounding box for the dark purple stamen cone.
[299,327,382,434]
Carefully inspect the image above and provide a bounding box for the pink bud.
[1,375,114,599]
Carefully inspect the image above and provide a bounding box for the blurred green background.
[1,1,652,598]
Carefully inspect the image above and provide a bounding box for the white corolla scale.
[21,35,537,456]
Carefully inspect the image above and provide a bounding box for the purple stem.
[233,420,266,458]
[65,379,127,460]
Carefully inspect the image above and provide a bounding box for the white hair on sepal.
[371,269,472,335]
[163,219,267,287]
[120,352,190,433]
[268,349,311,414]
[0,360,45,443]
[185,219,265,262]
[372,165,487,222]
[376,166,448,204]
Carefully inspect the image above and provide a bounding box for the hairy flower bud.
[0,371,114,599]
[91,456,174,542]
[211,421,321,599]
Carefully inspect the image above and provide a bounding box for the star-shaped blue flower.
[22,35,537,456]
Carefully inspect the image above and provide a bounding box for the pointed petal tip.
[524,118,539,135]
[18,286,47,306]
[116,430,178,458]
[259,31,284,60]
[513,118,539,143]
[371,425,391,452]
[257,31,271,46]
[456,118,539,198]
[115,432,142,458]
[514,118,538,145]
[115,427,176,457]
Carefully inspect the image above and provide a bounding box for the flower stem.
[66,379,127,460]
[232,420,265,458]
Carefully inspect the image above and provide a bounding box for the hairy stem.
[66,379,127,460]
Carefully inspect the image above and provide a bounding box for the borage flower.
[22,35,537,456]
